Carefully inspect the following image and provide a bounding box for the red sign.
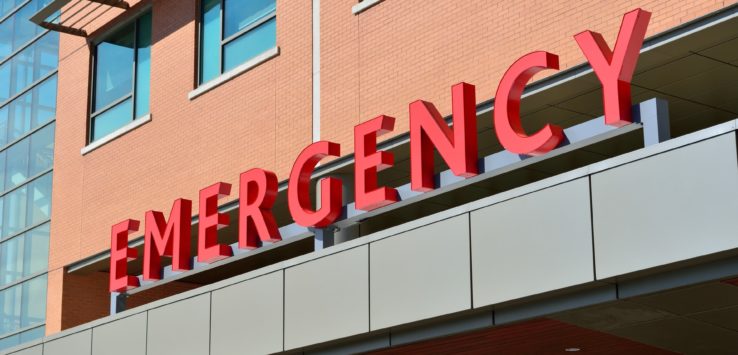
[110,9,651,293]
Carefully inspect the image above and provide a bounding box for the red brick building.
[4,0,738,353]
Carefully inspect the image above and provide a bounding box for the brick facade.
[46,0,737,335]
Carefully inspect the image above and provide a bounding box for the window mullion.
[221,10,276,46]
[219,0,224,75]
[89,93,133,119]
[88,45,98,143]
[131,19,138,122]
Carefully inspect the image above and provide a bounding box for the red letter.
[109,219,140,292]
[143,199,192,280]
[410,82,478,191]
[354,115,398,211]
[198,183,233,263]
[494,51,564,155]
[239,168,281,249]
[575,9,651,127]
[288,141,342,227]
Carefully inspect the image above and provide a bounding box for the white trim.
[188,46,280,100]
[81,114,152,155]
[352,0,383,15]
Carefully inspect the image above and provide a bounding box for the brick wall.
[319,0,737,154]
[46,0,737,335]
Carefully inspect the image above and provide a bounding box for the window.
[0,76,57,148]
[0,31,58,103]
[90,11,151,143]
[0,0,27,18]
[199,0,276,84]
[0,223,49,287]
[0,274,45,335]
[0,0,54,62]
[0,123,55,192]
[0,171,52,239]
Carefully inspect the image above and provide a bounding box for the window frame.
[197,0,277,85]
[87,10,151,144]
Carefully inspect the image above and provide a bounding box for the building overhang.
[30,0,130,37]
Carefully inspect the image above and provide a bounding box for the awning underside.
[30,0,129,37]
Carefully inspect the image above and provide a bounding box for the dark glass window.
[199,0,276,84]
[90,12,151,142]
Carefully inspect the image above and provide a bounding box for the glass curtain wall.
[0,0,57,350]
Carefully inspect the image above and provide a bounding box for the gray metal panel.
[592,133,738,279]
[211,271,284,355]
[369,214,471,330]
[43,330,91,355]
[92,313,147,355]
[284,246,369,350]
[146,294,210,355]
[9,346,41,355]
[471,178,595,308]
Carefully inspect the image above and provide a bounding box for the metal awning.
[30,0,129,37]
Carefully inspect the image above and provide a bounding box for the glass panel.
[223,16,275,72]
[0,106,7,147]
[0,0,49,62]
[4,136,28,190]
[0,151,5,191]
[93,23,134,112]
[26,172,50,226]
[34,74,56,127]
[2,184,25,238]
[200,0,221,83]
[135,12,151,118]
[8,85,31,140]
[20,275,46,328]
[0,9,10,60]
[223,0,275,38]
[0,0,53,17]
[0,63,8,102]
[0,234,23,285]
[0,75,56,146]
[0,0,26,18]
[0,31,59,103]
[18,325,43,343]
[91,98,132,142]
[23,223,47,275]
[28,122,53,176]
[0,283,21,334]
[0,333,18,352]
